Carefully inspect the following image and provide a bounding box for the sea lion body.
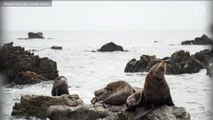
[126,61,174,118]
[51,76,69,96]
[143,61,174,106]
[102,80,135,105]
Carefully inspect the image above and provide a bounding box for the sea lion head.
[149,61,166,78]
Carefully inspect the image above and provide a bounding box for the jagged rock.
[0,42,59,84]
[47,102,190,120]
[51,46,62,50]
[124,50,205,74]
[11,94,84,119]
[193,49,212,67]
[124,55,156,72]
[181,34,213,45]
[13,71,47,84]
[98,42,124,52]
[28,32,44,39]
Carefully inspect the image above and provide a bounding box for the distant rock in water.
[51,46,62,50]
[98,42,124,52]
[11,94,84,119]
[0,42,59,85]
[28,32,44,39]
[181,34,213,45]
[124,49,213,74]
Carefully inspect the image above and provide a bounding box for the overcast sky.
[2,1,212,31]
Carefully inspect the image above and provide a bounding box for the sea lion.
[51,76,69,96]
[91,80,135,105]
[126,61,174,119]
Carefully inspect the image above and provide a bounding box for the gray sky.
[2,1,212,31]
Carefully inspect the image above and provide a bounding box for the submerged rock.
[0,42,58,84]
[28,32,44,39]
[124,50,206,74]
[98,42,124,52]
[11,94,84,119]
[51,46,62,50]
[47,101,190,120]
[181,34,213,45]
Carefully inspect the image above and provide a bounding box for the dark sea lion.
[91,80,135,105]
[51,76,69,96]
[126,61,174,119]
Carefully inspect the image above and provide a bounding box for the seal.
[91,80,135,105]
[51,76,69,96]
[126,61,174,119]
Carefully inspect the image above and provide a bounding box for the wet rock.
[13,71,47,84]
[124,55,156,72]
[91,80,134,105]
[181,34,213,45]
[0,42,59,84]
[11,94,84,119]
[193,49,212,67]
[28,32,44,39]
[47,102,190,120]
[51,46,62,50]
[98,42,124,52]
[207,65,213,77]
[124,50,205,74]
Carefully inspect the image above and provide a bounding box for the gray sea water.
[0,31,212,120]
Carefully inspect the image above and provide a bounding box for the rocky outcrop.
[0,42,58,84]
[124,50,210,74]
[11,94,84,119]
[28,32,44,39]
[13,71,47,84]
[181,34,213,45]
[47,100,190,120]
[98,42,124,52]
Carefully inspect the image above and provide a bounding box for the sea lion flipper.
[166,93,174,106]
[134,105,155,120]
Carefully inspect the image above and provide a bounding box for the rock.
[13,71,47,84]
[47,102,190,120]
[124,55,156,72]
[51,46,62,50]
[98,42,124,52]
[193,49,212,67]
[28,32,44,39]
[124,50,205,74]
[91,80,135,105]
[181,34,213,45]
[0,42,59,84]
[207,65,213,77]
[11,94,84,119]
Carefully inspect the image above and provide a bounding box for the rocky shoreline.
[0,42,59,85]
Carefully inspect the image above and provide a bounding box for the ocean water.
[0,31,212,120]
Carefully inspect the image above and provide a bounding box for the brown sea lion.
[126,61,174,119]
[91,80,134,105]
[51,76,69,96]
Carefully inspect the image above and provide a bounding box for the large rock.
[13,71,47,84]
[11,94,84,119]
[47,102,190,120]
[28,32,44,39]
[124,55,156,72]
[98,42,124,52]
[0,42,59,84]
[207,65,213,77]
[192,49,213,67]
[181,34,213,45]
[124,50,205,74]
